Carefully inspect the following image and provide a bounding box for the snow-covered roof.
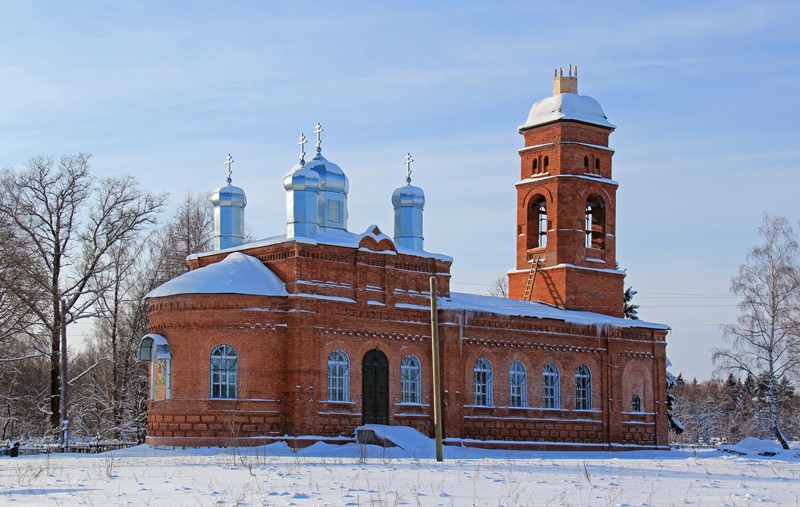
[146,252,288,299]
[442,292,669,330]
[187,227,453,263]
[519,93,615,131]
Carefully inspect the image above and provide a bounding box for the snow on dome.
[145,252,288,299]
[519,93,615,131]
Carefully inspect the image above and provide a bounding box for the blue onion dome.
[283,162,320,192]
[392,182,425,208]
[211,183,247,208]
[304,153,349,194]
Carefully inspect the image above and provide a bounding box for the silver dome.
[304,153,349,194]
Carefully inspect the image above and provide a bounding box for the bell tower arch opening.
[584,194,606,250]
[526,195,548,251]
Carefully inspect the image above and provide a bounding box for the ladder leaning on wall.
[522,258,542,302]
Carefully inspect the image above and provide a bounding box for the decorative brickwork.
[142,72,670,451]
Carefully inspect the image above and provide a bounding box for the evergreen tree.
[623,286,639,320]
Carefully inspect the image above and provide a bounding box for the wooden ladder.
[523,258,542,301]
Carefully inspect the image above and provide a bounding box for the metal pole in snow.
[430,277,444,461]
[60,298,69,453]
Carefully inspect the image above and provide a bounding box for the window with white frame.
[474,358,494,406]
[542,362,560,408]
[210,344,238,399]
[401,354,421,403]
[509,360,527,408]
[526,196,548,250]
[584,195,606,249]
[327,349,350,402]
[632,395,642,413]
[575,364,592,410]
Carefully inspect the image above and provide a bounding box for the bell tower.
[508,66,625,317]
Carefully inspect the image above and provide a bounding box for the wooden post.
[430,276,444,461]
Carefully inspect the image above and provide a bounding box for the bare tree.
[713,213,800,449]
[147,191,213,287]
[489,276,509,298]
[0,154,165,431]
[72,190,213,440]
[91,241,141,436]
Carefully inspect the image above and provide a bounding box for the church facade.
[139,69,670,450]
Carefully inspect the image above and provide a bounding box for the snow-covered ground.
[2,429,798,506]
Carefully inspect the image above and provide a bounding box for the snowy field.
[2,431,799,506]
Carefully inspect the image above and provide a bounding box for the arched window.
[532,158,538,173]
[474,358,493,406]
[584,156,589,169]
[543,156,549,170]
[542,363,560,408]
[401,354,421,403]
[526,196,547,250]
[584,195,606,249]
[139,334,172,401]
[632,395,642,413]
[509,360,527,408]
[327,349,350,402]
[595,158,600,171]
[575,365,592,410]
[210,344,238,399]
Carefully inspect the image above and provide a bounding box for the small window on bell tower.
[544,156,549,171]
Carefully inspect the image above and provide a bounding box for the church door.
[362,349,389,425]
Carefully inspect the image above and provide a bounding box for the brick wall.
[145,283,668,450]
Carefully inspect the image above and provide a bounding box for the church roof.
[146,252,288,299]
[187,227,453,263]
[443,292,669,330]
[519,92,615,131]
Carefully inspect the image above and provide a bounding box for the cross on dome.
[225,153,234,184]
[298,133,307,166]
[314,123,323,153]
[404,152,414,184]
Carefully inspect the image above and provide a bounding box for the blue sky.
[2,1,799,380]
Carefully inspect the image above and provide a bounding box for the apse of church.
[139,69,670,451]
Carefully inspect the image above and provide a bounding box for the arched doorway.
[362,348,389,425]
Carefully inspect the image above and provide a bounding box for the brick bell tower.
[508,66,625,317]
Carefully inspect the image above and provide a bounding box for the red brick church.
[139,68,670,450]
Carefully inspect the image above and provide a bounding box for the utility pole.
[60,298,69,452]
[429,277,444,461]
